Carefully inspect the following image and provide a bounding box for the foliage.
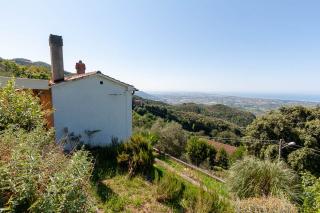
[230,145,246,163]
[0,79,46,131]
[227,157,301,202]
[235,197,298,213]
[156,173,185,203]
[151,120,187,157]
[133,96,244,144]
[0,59,50,79]
[216,148,230,169]
[176,102,256,127]
[117,134,154,177]
[301,172,320,213]
[287,148,320,176]
[182,187,233,213]
[244,106,320,175]
[186,137,217,167]
[0,127,94,212]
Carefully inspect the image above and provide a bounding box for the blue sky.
[1,0,320,94]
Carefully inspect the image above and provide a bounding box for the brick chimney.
[75,60,86,74]
[49,34,64,82]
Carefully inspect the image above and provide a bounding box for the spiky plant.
[227,157,301,202]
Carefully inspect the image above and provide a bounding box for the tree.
[287,148,320,176]
[186,137,216,167]
[151,120,187,157]
[216,148,229,169]
[244,106,320,176]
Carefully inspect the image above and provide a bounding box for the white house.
[0,34,137,147]
[51,71,136,146]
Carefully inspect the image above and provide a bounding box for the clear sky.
[1,0,320,94]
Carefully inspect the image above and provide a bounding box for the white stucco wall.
[51,75,133,147]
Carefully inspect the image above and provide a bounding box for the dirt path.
[155,158,208,191]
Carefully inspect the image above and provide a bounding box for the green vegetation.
[186,137,217,167]
[154,164,233,212]
[0,81,93,212]
[151,120,187,157]
[175,102,256,127]
[245,106,320,176]
[0,58,51,79]
[0,80,46,131]
[301,172,320,213]
[158,155,228,196]
[215,148,230,169]
[227,157,301,202]
[117,134,154,177]
[133,96,255,145]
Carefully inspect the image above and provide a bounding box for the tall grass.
[227,157,301,202]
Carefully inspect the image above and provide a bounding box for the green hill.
[133,96,256,145]
[0,57,71,79]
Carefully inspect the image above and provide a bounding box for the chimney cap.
[49,34,63,46]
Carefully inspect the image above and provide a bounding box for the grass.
[101,174,174,212]
[157,155,229,198]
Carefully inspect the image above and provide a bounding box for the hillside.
[175,103,256,127]
[0,57,71,79]
[133,96,256,145]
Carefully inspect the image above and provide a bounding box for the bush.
[186,137,216,167]
[156,173,185,203]
[182,188,233,213]
[216,148,230,169]
[288,148,320,176]
[227,157,301,202]
[151,120,187,157]
[0,127,94,212]
[0,79,46,131]
[117,134,154,177]
[235,197,298,213]
[230,145,246,163]
[301,172,320,213]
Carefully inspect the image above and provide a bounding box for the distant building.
[0,34,137,148]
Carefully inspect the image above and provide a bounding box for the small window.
[100,81,103,85]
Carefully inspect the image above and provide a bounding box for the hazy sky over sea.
[1,0,320,94]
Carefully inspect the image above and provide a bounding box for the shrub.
[227,157,301,202]
[0,127,94,212]
[230,145,246,163]
[235,197,298,213]
[186,137,216,167]
[301,172,320,213]
[181,187,233,213]
[0,79,46,131]
[156,173,185,203]
[151,120,187,157]
[216,148,230,169]
[117,134,154,177]
[288,148,320,176]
